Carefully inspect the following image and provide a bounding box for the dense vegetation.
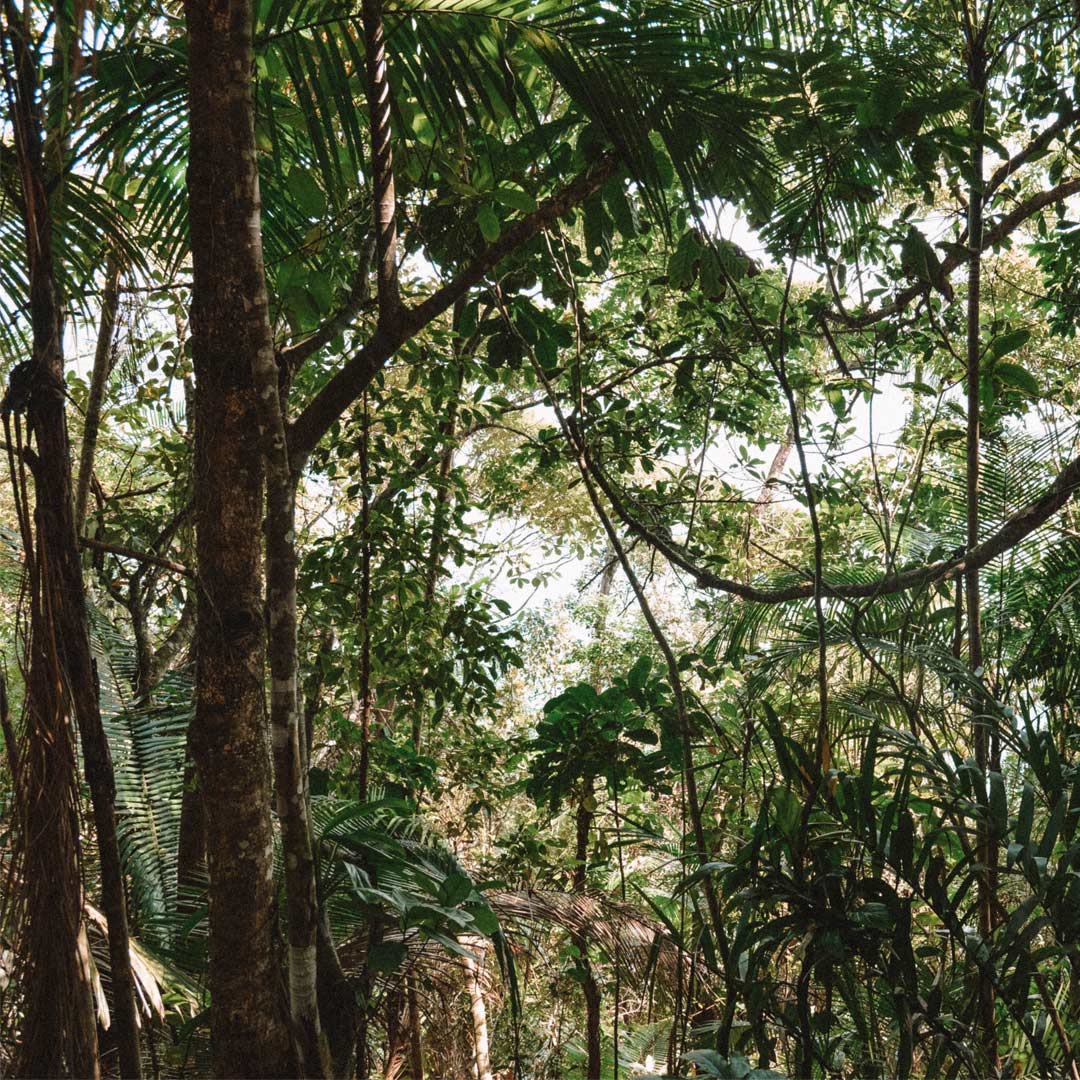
[0,0,1079,1077]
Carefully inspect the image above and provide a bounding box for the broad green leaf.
[994,361,1040,396]
[477,204,501,243]
[286,166,326,218]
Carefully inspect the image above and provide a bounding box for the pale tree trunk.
[4,2,140,1074]
[462,940,493,1080]
[74,243,122,537]
[753,421,794,516]
[263,466,331,1076]
[183,0,294,1073]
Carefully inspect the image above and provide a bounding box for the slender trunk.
[406,975,424,1080]
[359,393,372,798]
[965,32,999,1076]
[252,175,326,1072]
[265,472,331,1077]
[752,421,795,517]
[462,939,494,1080]
[184,1,293,1073]
[413,369,460,751]
[571,780,602,1080]
[176,726,207,898]
[4,3,140,1074]
[360,0,400,320]
[383,989,408,1080]
[357,911,384,1078]
[75,246,122,536]
[542,373,737,1057]
[174,598,206,900]
[570,560,615,1080]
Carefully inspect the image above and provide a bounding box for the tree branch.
[828,177,1080,328]
[79,535,191,577]
[276,237,375,374]
[985,109,1080,197]
[288,155,618,464]
[581,444,1080,604]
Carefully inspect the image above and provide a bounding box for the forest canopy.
[0,0,1079,1078]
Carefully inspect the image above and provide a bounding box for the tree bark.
[572,781,602,1080]
[406,974,424,1080]
[462,939,494,1080]
[317,909,358,1078]
[964,30,999,1076]
[75,244,122,537]
[264,467,331,1077]
[184,1,294,1074]
[752,421,794,517]
[3,2,140,1074]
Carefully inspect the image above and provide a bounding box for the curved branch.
[582,445,1080,604]
[985,109,1080,197]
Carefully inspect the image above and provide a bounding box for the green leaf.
[668,230,699,290]
[627,655,652,691]
[994,361,1040,396]
[466,905,500,936]
[368,940,407,974]
[990,328,1032,360]
[410,111,437,147]
[439,871,474,907]
[1016,782,1035,848]
[582,193,613,271]
[491,184,537,214]
[989,771,1007,837]
[476,204,501,243]
[286,167,326,218]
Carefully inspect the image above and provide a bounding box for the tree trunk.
[4,3,140,1074]
[184,1,294,1074]
[406,974,424,1080]
[964,32,999,1077]
[572,781,602,1080]
[75,244,122,536]
[264,471,331,1077]
[462,939,494,1080]
[317,910,358,1078]
[383,988,408,1080]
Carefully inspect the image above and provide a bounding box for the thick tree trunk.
[317,910,358,1078]
[184,1,293,1074]
[4,3,140,1075]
